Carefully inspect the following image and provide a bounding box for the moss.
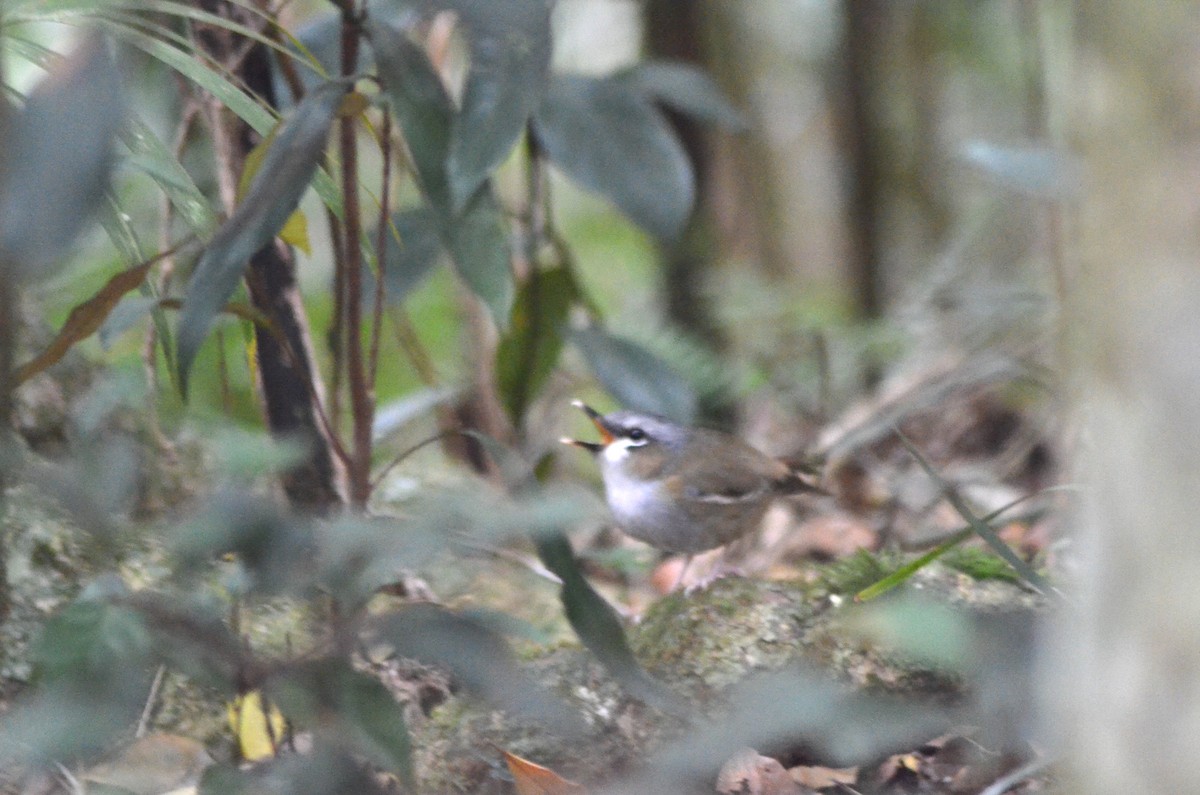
[941,546,1025,583]
[815,548,903,597]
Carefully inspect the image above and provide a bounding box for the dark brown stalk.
[335,1,373,508]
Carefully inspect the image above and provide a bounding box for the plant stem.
[337,2,372,508]
[368,114,392,386]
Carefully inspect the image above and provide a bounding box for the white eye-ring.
[626,427,648,446]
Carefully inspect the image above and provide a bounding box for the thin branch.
[368,114,392,385]
[136,665,167,738]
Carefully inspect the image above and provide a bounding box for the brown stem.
[337,5,372,508]
[368,114,392,385]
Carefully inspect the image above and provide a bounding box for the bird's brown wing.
[667,433,789,504]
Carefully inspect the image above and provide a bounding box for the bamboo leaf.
[176,79,351,394]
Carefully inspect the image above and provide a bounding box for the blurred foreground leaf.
[174,490,317,595]
[268,659,414,784]
[176,78,351,394]
[0,33,123,276]
[372,603,581,734]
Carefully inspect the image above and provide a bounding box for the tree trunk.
[643,0,734,426]
[195,1,346,511]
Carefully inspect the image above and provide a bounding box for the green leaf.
[535,531,681,713]
[335,668,415,784]
[618,60,746,130]
[122,116,217,236]
[445,187,514,329]
[896,432,1060,599]
[368,18,454,211]
[34,598,150,686]
[175,79,350,394]
[101,19,344,221]
[270,659,413,782]
[173,490,316,595]
[371,191,513,327]
[0,33,123,276]
[495,268,577,423]
[570,327,698,424]
[446,0,552,208]
[369,207,446,304]
[533,74,694,241]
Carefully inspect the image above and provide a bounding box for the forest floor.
[0,350,1065,795]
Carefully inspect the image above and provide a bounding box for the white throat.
[601,437,644,465]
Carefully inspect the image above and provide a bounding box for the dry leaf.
[716,748,810,795]
[789,764,858,789]
[82,733,211,794]
[504,750,586,795]
[15,258,155,384]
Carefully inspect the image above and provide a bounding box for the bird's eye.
[627,427,646,442]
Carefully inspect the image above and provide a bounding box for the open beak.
[559,399,613,453]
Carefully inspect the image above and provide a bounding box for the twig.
[979,756,1054,795]
[137,664,167,738]
[368,114,392,385]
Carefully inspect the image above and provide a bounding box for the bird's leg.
[671,554,695,592]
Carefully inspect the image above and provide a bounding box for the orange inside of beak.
[571,400,613,445]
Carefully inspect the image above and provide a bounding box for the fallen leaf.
[789,764,858,789]
[227,690,287,762]
[717,748,810,795]
[504,749,586,795]
[82,733,211,795]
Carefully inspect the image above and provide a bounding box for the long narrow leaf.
[0,33,123,277]
[122,116,217,236]
[896,432,1059,598]
[176,79,351,394]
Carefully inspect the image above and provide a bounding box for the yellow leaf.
[338,90,370,117]
[278,206,311,254]
[237,123,310,255]
[227,691,286,761]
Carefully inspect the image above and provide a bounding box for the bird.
[561,400,822,589]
